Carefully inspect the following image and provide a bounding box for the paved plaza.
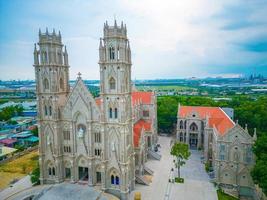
[130,136,218,200]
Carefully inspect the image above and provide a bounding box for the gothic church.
[34,21,158,200]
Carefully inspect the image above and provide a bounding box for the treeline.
[0,105,24,121]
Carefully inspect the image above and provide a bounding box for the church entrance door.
[189,133,198,149]
[78,166,88,181]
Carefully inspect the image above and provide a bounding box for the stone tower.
[99,21,135,199]
[34,28,69,184]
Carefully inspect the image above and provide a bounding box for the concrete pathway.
[0,175,32,200]
[130,136,218,200]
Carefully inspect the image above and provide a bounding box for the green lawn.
[217,189,238,200]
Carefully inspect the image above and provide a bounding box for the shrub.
[175,177,184,183]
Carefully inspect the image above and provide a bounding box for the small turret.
[245,124,248,132]
[114,20,117,28]
[253,128,257,141]
[53,28,56,35]
[39,28,41,36]
[34,43,39,65]
[64,45,68,65]
[46,27,48,35]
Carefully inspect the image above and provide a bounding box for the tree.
[30,166,40,185]
[170,142,190,178]
[251,134,267,195]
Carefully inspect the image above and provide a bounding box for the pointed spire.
[53,28,56,35]
[64,45,68,54]
[58,30,61,37]
[46,27,48,35]
[253,128,257,141]
[114,19,117,28]
[34,43,37,51]
[39,28,41,36]
[245,124,248,132]
[121,21,123,28]
[99,38,103,48]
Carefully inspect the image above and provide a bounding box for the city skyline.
[0,0,267,80]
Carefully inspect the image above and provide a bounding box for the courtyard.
[130,136,218,200]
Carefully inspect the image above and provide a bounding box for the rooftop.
[178,106,235,136]
[133,119,152,147]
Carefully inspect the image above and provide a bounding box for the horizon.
[0,0,267,80]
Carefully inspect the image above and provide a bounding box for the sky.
[0,0,267,80]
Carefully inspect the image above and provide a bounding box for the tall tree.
[170,142,190,178]
[251,134,267,195]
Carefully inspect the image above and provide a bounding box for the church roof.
[132,91,153,106]
[94,91,154,107]
[178,106,235,136]
[133,119,152,147]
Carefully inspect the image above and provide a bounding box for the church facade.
[34,21,157,200]
[176,105,256,197]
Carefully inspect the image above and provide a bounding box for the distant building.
[176,105,256,198]
[0,144,17,161]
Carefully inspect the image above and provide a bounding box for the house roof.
[0,138,17,145]
[0,146,17,157]
[133,119,152,147]
[178,106,235,136]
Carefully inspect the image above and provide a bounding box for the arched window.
[48,168,52,175]
[109,108,113,118]
[109,77,116,90]
[42,52,48,63]
[60,78,64,90]
[180,121,183,129]
[109,47,115,60]
[57,52,62,64]
[115,176,119,185]
[117,47,120,60]
[49,106,52,116]
[180,132,183,142]
[44,78,49,90]
[184,121,187,129]
[114,108,118,119]
[44,106,48,115]
[52,167,55,175]
[111,175,115,184]
[190,123,198,131]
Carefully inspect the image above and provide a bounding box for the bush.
[174,177,184,183]
[30,166,40,185]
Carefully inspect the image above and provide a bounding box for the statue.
[77,127,84,138]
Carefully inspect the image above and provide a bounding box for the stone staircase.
[144,166,154,175]
[135,175,150,186]
[148,150,162,160]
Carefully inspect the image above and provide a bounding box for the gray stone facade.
[176,105,256,197]
[34,21,157,200]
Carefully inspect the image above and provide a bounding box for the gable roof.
[133,119,152,147]
[132,91,153,106]
[178,106,235,136]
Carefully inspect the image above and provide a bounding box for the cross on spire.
[77,72,82,79]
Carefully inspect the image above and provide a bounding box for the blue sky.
[0,0,267,80]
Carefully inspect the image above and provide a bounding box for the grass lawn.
[217,189,238,200]
[0,150,38,189]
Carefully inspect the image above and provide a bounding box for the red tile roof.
[133,120,152,147]
[132,91,153,106]
[95,91,153,107]
[95,98,101,107]
[178,106,235,136]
